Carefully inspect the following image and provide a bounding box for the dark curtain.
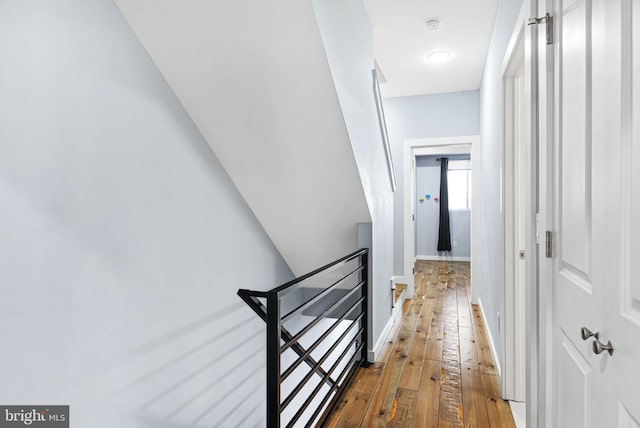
[437,158,452,252]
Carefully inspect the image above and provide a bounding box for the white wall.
[114,0,372,277]
[384,91,480,275]
[312,0,395,357]
[477,0,525,372]
[0,1,293,426]
[415,156,471,259]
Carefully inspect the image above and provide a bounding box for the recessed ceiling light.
[425,18,440,31]
[427,51,451,63]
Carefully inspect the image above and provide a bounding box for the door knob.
[592,338,614,356]
[581,327,599,341]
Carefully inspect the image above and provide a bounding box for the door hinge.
[536,213,541,244]
[412,214,415,221]
[528,12,554,45]
[545,231,553,258]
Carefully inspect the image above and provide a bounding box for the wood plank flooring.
[325,261,515,428]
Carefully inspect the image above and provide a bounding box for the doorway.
[401,136,480,299]
[414,154,472,263]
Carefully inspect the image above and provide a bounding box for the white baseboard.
[477,298,502,379]
[415,255,471,262]
[368,315,395,362]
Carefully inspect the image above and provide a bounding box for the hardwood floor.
[325,261,515,428]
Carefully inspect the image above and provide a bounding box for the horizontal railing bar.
[237,288,268,299]
[281,299,364,382]
[285,340,365,428]
[280,318,364,409]
[280,328,336,390]
[238,292,336,388]
[280,265,364,323]
[305,347,363,428]
[281,281,363,353]
[280,331,364,423]
[270,249,368,298]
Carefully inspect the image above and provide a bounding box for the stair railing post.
[266,292,281,428]
[361,251,369,365]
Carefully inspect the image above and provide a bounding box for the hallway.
[325,261,515,427]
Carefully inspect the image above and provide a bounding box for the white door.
[546,0,640,427]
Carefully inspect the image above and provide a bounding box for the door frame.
[401,136,480,298]
[532,0,555,426]
[503,0,550,426]
[500,5,528,403]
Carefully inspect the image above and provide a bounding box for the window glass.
[448,169,471,210]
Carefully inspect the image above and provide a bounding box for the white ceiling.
[364,0,499,98]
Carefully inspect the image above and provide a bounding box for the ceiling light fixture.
[425,18,440,31]
[427,50,451,63]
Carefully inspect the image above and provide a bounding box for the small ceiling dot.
[425,18,440,31]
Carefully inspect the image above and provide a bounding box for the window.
[448,160,471,210]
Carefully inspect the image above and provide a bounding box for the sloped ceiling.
[114,0,371,276]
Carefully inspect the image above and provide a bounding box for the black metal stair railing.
[238,248,369,428]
